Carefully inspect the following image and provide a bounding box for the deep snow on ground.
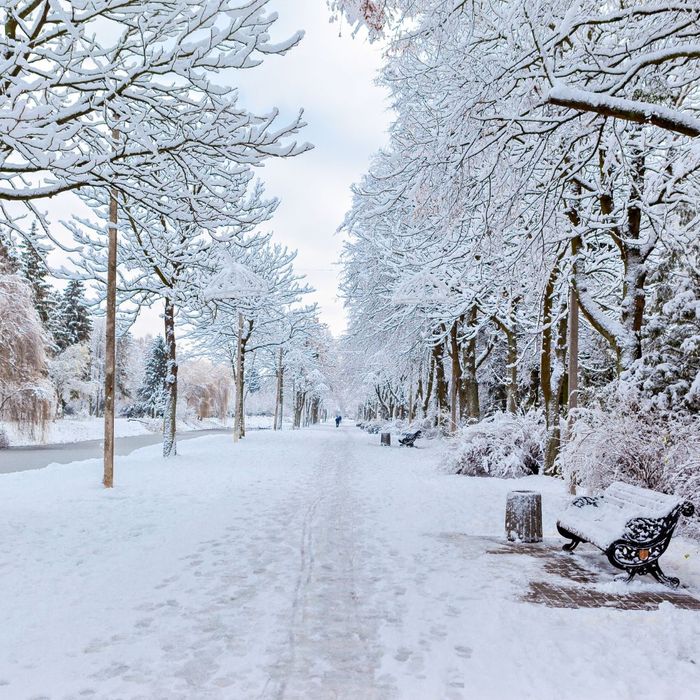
[1,425,699,699]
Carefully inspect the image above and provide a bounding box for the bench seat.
[557,481,694,588]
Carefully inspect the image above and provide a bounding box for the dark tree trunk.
[162,298,178,457]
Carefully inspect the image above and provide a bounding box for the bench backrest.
[603,481,681,518]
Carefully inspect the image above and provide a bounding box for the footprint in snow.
[454,645,473,659]
[394,647,412,662]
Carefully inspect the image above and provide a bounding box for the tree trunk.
[433,338,449,425]
[448,320,462,432]
[274,347,284,430]
[505,329,518,413]
[461,305,480,420]
[422,353,434,416]
[233,313,244,442]
[541,252,568,474]
[162,298,178,457]
[102,164,118,489]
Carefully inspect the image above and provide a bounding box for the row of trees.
[0,243,335,444]
[0,1,336,482]
[335,1,700,477]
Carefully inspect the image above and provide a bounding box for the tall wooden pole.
[103,128,119,488]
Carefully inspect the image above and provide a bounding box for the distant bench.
[557,481,695,588]
[399,430,421,448]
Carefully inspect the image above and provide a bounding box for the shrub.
[558,391,700,539]
[443,410,546,478]
[0,427,9,449]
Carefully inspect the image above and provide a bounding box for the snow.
[548,86,700,136]
[1,425,699,699]
[558,481,686,550]
[0,415,278,448]
[0,417,151,447]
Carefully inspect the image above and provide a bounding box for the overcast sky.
[229,1,391,336]
[40,1,390,339]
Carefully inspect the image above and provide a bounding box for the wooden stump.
[505,490,542,543]
[381,432,391,447]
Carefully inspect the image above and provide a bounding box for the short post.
[380,432,391,447]
[505,490,542,543]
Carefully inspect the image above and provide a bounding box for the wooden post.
[103,127,119,489]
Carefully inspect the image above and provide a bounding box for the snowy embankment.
[0,414,275,447]
[1,426,699,699]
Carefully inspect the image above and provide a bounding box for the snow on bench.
[557,481,695,588]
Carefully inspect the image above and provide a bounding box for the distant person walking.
[335,415,342,428]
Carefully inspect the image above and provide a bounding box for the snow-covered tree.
[0,271,51,436]
[48,343,91,417]
[18,232,55,333]
[130,336,169,419]
[55,281,92,352]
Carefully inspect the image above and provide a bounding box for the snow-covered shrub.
[443,411,546,478]
[558,391,700,539]
[0,427,9,449]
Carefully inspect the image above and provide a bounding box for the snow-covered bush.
[558,391,700,538]
[443,411,546,478]
[0,427,9,449]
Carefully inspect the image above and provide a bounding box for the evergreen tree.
[55,280,92,352]
[0,227,20,273]
[19,226,55,333]
[631,239,700,414]
[246,364,262,395]
[133,336,168,418]
[116,332,134,400]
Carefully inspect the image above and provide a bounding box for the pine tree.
[55,280,92,352]
[246,364,262,395]
[116,332,134,400]
[632,239,700,414]
[19,227,55,333]
[134,336,168,418]
[0,227,20,273]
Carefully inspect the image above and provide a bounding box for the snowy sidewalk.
[1,425,699,699]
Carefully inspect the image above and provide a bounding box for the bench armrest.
[570,495,602,508]
[623,500,692,544]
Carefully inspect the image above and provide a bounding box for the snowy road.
[1,425,699,699]
[0,429,231,474]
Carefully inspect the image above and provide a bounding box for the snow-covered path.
[1,425,699,699]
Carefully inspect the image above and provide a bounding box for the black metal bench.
[399,430,421,447]
[557,481,695,588]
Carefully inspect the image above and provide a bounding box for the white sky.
[135,1,391,338]
[229,1,391,336]
[37,1,391,340]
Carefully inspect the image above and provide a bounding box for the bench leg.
[562,538,580,552]
[619,569,636,584]
[647,561,680,589]
[557,524,582,552]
